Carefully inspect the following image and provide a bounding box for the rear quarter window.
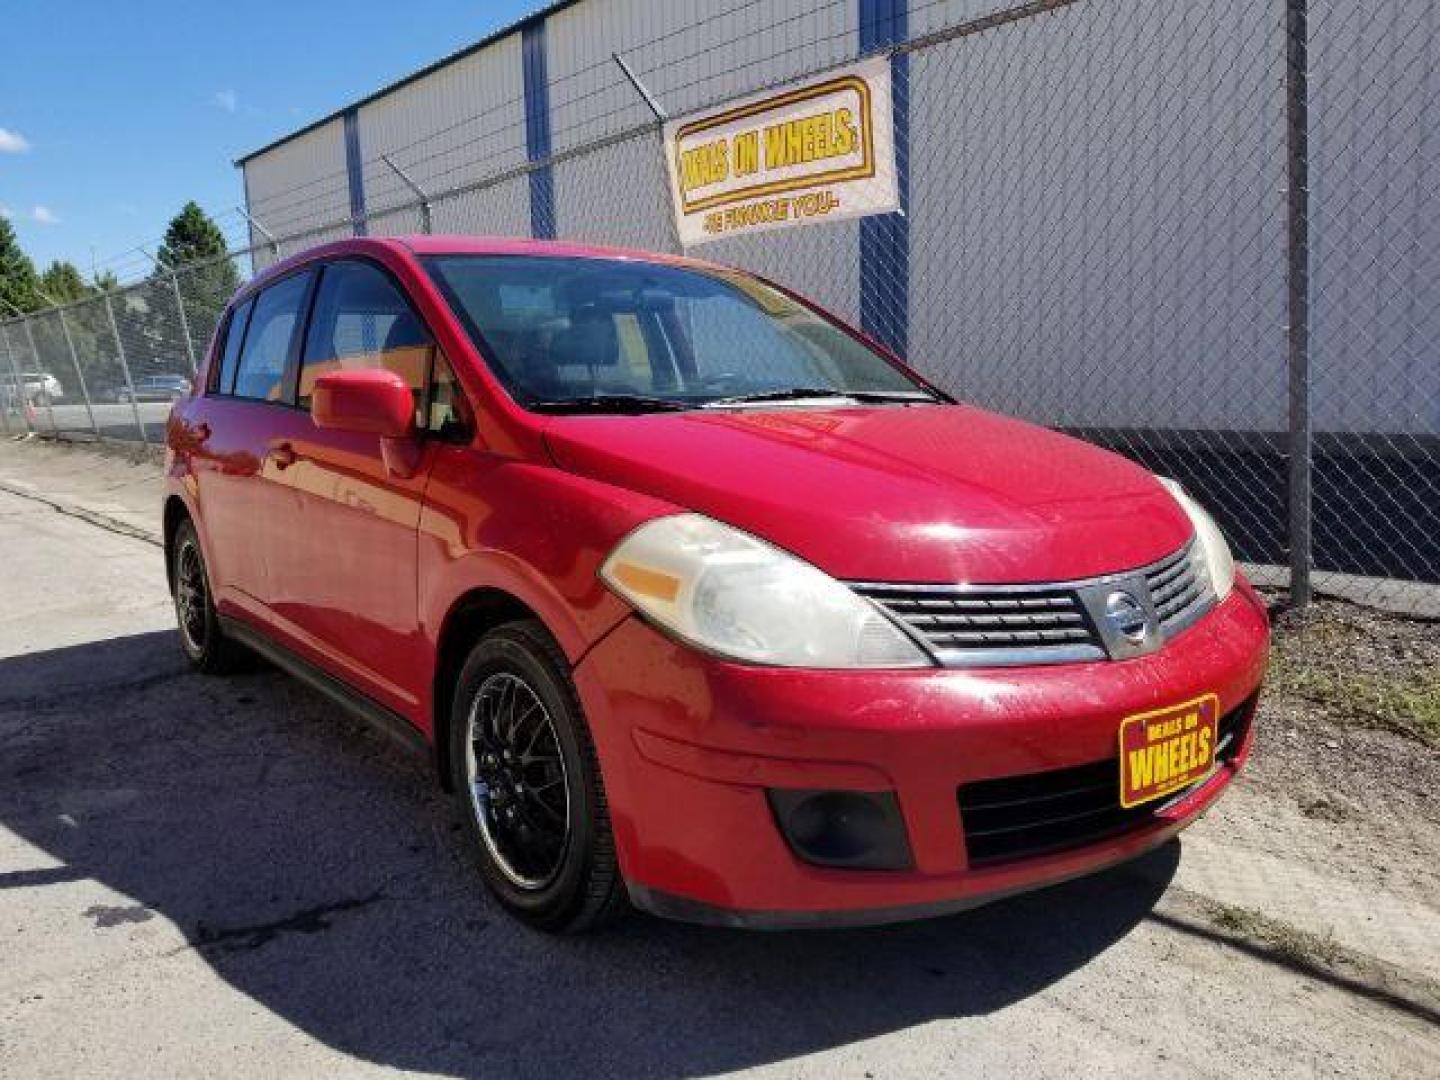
[213,299,253,394]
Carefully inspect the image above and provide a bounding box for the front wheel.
[448,620,627,932]
[170,519,247,674]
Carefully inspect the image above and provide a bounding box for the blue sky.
[0,0,539,280]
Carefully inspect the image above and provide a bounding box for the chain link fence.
[0,0,1435,615]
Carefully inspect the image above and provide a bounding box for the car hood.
[543,404,1192,583]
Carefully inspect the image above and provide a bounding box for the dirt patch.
[1252,598,1440,825]
[1270,599,1440,745]
[1231,596,1440,914]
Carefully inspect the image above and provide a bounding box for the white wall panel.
[357,35,527,216]
[908,0,1287,432]
[431,175,533,239]
[552,130,678,253]
[545,0,859,153]
[1310,0,1439,435]
[242,119,350,243]
[908,0,1045,38]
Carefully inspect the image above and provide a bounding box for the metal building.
[233,0,1438,591]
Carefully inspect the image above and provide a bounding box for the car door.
[188,270,316,620]
[266,258,447,716]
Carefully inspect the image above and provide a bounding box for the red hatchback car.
[165,236,1269,932]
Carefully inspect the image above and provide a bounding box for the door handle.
[270,442,298,470]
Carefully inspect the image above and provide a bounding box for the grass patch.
[1204,902,1343,967]
[1268,662,1440,745]
[1267,605,1440,746]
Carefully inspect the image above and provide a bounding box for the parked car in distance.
[120,374,192,402]
[0,371,64,408]
[164,236,1270,933]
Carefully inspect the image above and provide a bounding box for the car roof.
[242,235,719,298]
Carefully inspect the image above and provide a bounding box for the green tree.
[156,201,231,268]
[25,261,110,385]
[146,201,241,369]
[0,216,40,314]
[38,260,92,304]
[155,200,241,311]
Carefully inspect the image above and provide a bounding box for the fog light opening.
[767,789,913,870]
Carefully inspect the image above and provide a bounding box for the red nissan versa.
[164,236,1269,932]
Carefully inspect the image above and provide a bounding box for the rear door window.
[231,271,312,403]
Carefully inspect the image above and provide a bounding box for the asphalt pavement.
[0,439,1436,1079]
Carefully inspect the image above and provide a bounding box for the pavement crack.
[191,893,384,954]
[0,478,161,547]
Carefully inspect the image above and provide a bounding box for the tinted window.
[232,272,311,402]
[299,261,430,418]
[214,298,253,394]
[423,255,929,409]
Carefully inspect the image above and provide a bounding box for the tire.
[170,519,248,674]
[448,619,627,933]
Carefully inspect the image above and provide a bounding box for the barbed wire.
[70,0,975,284]
[4,0,1436,617]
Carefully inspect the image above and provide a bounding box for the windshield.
[422,255,936,412]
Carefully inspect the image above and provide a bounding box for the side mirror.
[312,369,415,439]
[312,369,422,478]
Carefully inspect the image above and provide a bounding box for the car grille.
[850,585,1103,664]
[956,696,1254,868]
[1144,542,1212,634]
[851,539,1214,667]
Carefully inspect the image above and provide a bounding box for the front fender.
[417,450,677,670]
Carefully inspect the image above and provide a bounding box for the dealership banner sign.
[663,56,899,246]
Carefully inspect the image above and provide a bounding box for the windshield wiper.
[528,394,695,415]
[703,387,938,408]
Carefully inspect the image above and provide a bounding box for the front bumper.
[573,578,1270,927]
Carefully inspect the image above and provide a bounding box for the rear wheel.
[448,620,627,932]
[170,519,247,674]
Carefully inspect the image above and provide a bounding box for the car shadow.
[1,630,1180,1078]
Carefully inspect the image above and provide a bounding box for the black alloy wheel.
[449,620,626,932]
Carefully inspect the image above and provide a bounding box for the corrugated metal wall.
[237,0,1435,435]
[1310,0,1439,436]
[242,118,351,254]
[908,0,1287,433]
[358,35,531,236]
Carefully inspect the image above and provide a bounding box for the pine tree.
[156,201,231,269]
[155,201,241,308]
[38,260,91,304]
[143,201,241,371]
[32,261,108,368]
[0,217,40,314]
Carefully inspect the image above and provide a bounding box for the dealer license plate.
[1118,694,1220,808]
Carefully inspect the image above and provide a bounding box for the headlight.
[1158,478,1235,602]
[600,514,931,668]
